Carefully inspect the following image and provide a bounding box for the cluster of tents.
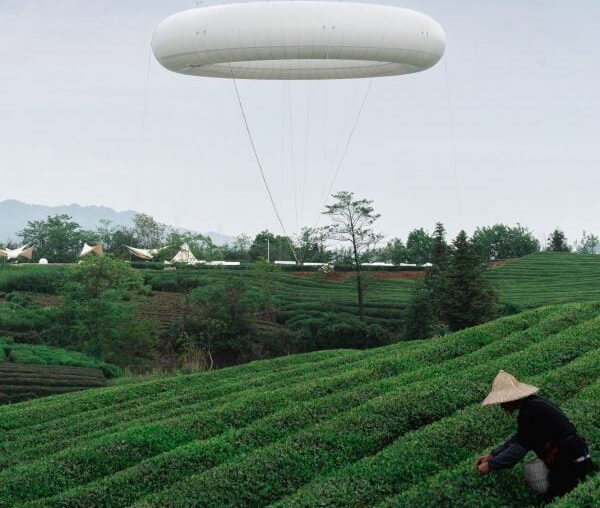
[1,243,238,266]
[124,244,240,266]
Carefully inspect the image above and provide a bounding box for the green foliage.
[19,214,89,262]
[379,238,408,264]
[291,313,389,350]
[0,298,54,340]
[180,277,271,364]
[250,230,286,261]
[406,228,433,265]
[0,362,108,404]
[0,337,119,377]
[441,231,497,331]
[323,191,383,321]
[66,254,146,298]
[57,256,158,365]
[404,280,437,340]
[486,252,600,308]
[472,223,540,260]
[574,231,599,255]
[0,265,67,294]
[145,267,411,333]
[546,228,571,252]
[0,302,597,506]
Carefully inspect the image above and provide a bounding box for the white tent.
[125,245,155,261]
[172,244,204,265]
[79,243,104,257]
[125,245,169,261]
[0,244,34,260]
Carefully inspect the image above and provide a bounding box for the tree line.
[2,208,596,264]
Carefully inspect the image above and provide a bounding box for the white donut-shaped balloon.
[152,2,446,80]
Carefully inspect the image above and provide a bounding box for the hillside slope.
[0,339,115,403]
[0,301,598,507]
[487,252,600,308]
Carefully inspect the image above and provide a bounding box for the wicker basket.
[524,458,550,494]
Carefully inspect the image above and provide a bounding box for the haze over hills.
[0,200,233,245]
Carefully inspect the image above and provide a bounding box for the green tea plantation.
[487,252,600,308]
[0,339,116,404]
[0,300,597,507]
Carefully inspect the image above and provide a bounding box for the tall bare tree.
[323,191,383,321]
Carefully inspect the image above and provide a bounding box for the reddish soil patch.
[486,259,510,268]
[369,271,424,280]
[288,271,353,281]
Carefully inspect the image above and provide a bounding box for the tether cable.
[444,59,463,221]
[134,44,153,210]
[229,66,300,263]
[314,78,373,227]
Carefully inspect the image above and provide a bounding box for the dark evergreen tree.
[426,222,450,323]
[430,222,450,271]
[404,280,436,340]
[405,223,449,340]
[546,228,570,252]
[440,230,496,331]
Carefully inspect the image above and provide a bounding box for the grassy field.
[0,300,597,507]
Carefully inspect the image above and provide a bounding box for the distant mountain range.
[0,200,233,245]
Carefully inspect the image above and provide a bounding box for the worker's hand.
[475,455,490,467]
[477,461,491,475]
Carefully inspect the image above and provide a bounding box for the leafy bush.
[0,338,119,377]
[291,314,390,349]
[0,266,67,294]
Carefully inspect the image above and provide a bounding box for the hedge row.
[130,315,600,507]
[0,303,553,494]
[0,348,359,432]
[14,306,571,507]
[0,338,118,378]
[0,301,597,507]
[374,379,600,508]
[133,262,426,273]
[0,305,554,468]
[0,266,67,294]
[295,357,600,508]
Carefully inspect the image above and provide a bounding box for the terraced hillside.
[4,253,600,335]
[0,301,597,507]
[487,252,600,308]
[0,339,115,404]
[144,269,415,330]
[0,363,107,404]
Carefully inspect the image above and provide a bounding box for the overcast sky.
[1,0,599,243]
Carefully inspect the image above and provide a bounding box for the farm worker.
[475,370,595,499]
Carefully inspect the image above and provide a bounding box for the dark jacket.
[489,395,589,470]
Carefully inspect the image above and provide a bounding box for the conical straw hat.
[482,370,539,406]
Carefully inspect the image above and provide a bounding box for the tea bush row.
[0,304,555,465]
[130,317,600,507]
